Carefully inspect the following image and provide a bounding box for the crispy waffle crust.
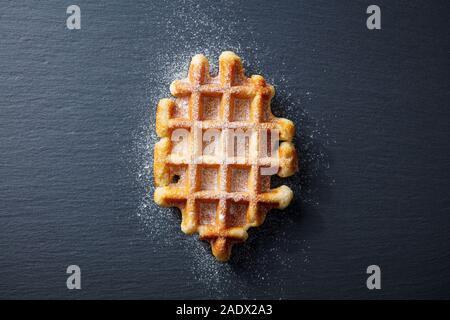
[154,52,298,261]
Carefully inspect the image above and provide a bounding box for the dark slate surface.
[0,0,449,299]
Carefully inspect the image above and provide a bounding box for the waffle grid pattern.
[154,52,297,261]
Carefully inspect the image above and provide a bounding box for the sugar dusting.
[131,0,333,298]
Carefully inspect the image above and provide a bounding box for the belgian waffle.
[154,51,297,261]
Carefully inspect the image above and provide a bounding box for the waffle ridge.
[154,51,297,261]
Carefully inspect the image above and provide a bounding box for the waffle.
[154,51,297,261]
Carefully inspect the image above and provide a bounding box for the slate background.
[0,0,449,299]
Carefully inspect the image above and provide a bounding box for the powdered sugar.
[130,0,332,298]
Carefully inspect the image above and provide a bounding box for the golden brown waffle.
[154,51,297,261]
